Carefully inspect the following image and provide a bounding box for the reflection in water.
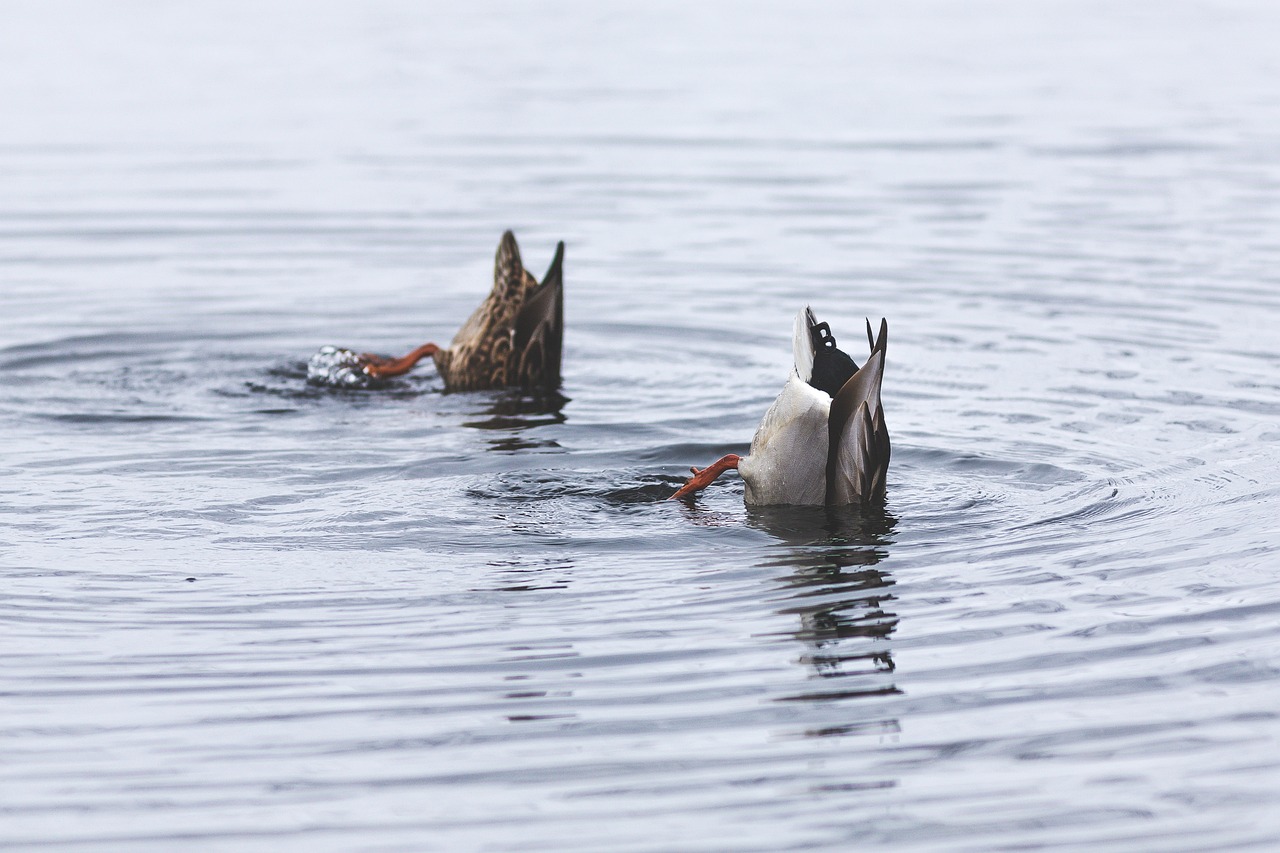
[486,435,561,452]
[749,506,901,724]
[499,643,580,724]
[462,390,568,451]
[463,390,569,426]
[479,557,575,593]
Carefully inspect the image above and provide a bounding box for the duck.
[307,230,564,392]
[672,307,889,506]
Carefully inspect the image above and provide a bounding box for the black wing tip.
[514,239,566,389]
[541,240,565,289]
[865,317,888,355]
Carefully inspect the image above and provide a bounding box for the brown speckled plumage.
[434,231,564,392]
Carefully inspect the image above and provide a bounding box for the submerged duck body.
[673,307,889,506]
[307,231,564,392]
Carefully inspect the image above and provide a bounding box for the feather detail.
[510,240,564,391]
[436,232,564,392]
[792,307,817,383]
[827,343,889,505]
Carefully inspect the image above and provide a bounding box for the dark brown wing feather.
[510,240,564,391]
[826,318,889,505]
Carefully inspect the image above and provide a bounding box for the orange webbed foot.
[358,343,439,379]
[671,454,741,500]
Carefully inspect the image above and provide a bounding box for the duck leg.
[360,343,440,379]
[671,454,741,500]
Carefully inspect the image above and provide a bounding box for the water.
[4,2,1280,849]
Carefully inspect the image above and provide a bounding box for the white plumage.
[738,372,830,505]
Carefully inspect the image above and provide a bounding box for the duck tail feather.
[792,305,817,382]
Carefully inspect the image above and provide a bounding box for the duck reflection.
[461,389,568,451]
[498,644,580,724]
[748,505,901,722]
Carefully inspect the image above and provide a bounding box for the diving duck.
[672,307,889,505]
[308,231,564,392]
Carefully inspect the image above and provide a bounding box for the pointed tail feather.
[826,320,889,505]
[792,306,817,383]
[512,240,565,389]
[494,230,526,301]
[866,317,887,355]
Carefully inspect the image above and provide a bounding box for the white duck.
[672,307,889,506]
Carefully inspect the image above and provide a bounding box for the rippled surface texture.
[5,2,1280,849]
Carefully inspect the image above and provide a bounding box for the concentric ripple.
[4,1,1280,850]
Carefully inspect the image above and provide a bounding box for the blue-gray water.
[4,2,1280,849]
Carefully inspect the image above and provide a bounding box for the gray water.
[4,2,1280,850]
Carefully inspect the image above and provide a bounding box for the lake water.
[4,2,1280,849]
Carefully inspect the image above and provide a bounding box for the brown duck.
[308,231,564,391]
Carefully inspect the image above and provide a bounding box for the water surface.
[4,2,1280,849]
